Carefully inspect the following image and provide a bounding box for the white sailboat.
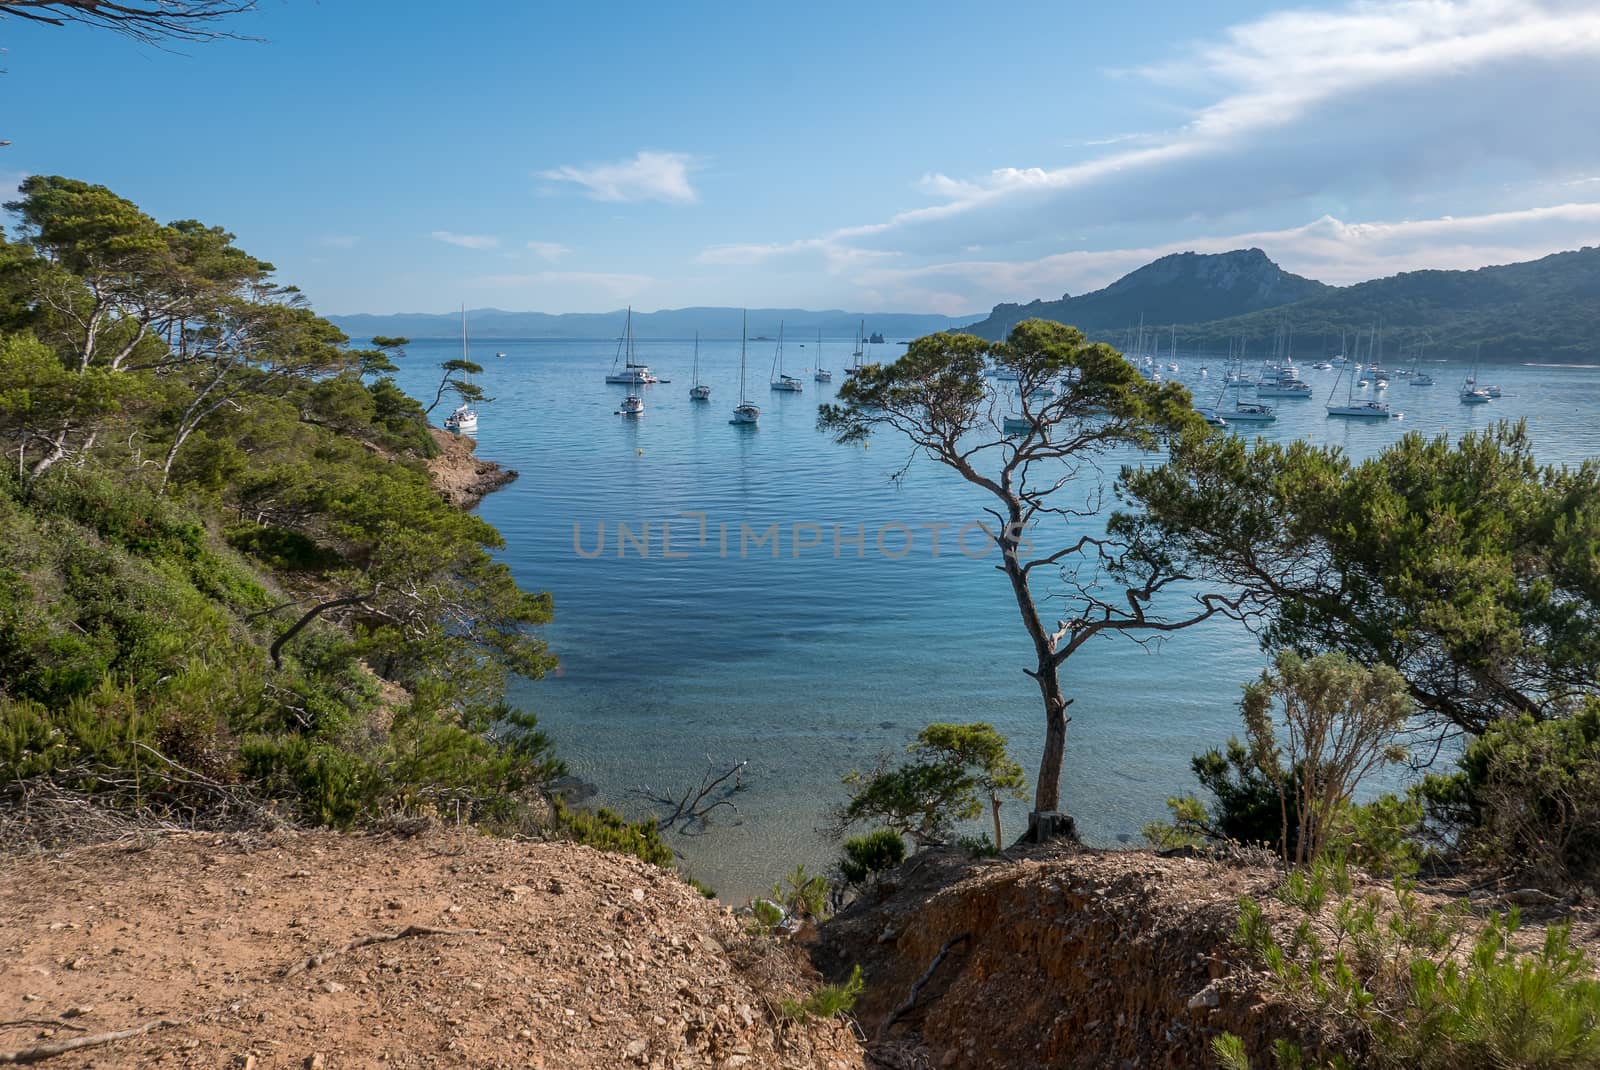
[770,322,803,392]
[1326,333,1394,419]
[814,329,832,382]
[605,307,660,385]
[689,332,711,401]
[731,311,760,425]
[843,320,865,375]
[1460,344,1492,404]
[443,304,479,433]
[1409,341,1435,386]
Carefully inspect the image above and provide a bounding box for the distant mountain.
[329,307,983,341]
[964,249,1329,341]
[1182,247,1600,361]
[964,245,1600,361]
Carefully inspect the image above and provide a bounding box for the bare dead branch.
[0,1015,197,1064]
[279,925,485,979]
[875,932,971,1042]
[634,759,749,834]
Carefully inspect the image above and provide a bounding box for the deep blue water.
[382,335,1600,897]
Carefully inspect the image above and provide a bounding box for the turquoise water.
[384,336,1600,898]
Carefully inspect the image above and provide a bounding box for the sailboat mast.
[461,303,467,362]
[740,310,748,403]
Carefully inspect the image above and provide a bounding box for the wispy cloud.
[539,150,699,204]
[526,240,572,262]
[700,0,1600,296]
[319,234,359,249]
[431,230,500,250]
[848,202,1600,314]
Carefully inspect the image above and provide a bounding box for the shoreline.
[427,428,518,510]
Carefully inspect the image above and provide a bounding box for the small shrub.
[780,965,864,1022]
[550,798,674,867]
[953,832,999,858]
[773,865,828,921]
[1421,705,1600,890]
[1241,651,1412,866]
[839,828,906,887]
[750,898,785,933]
[835,721,1025,848]
[1230,857,1600,1069]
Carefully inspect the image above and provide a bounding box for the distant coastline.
[329,306,984,342]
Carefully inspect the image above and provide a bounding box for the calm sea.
[380,334,1600,898]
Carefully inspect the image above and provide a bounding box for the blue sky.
[5,0,1600,315]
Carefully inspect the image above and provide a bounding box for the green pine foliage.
[780,965,865,1023]
[1223,859,1600,1069]
[838,828,908,887]
[549,798,675,867]
[835,722,1026,848]
[0,177,563,835]
[1420,704,1600,890]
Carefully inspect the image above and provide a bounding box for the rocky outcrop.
[0,829,865,1069]
[427,428,517,510]
[814,846,1311,1069]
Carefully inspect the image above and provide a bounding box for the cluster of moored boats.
[444,312,1504,439]
[606,310,874,426]
[1150,327,1503,428]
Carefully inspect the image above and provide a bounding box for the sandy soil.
[0,829,864,1069]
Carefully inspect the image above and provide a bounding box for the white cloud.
[848,202,1600,314]
[526,240,571,262]
[538,151,699,204]
[431,230,500,250]
[701,0,1600,291]
[319,234,359,249]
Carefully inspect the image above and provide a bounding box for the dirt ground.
[814,843,1600,1069]
[0,828,864,1069]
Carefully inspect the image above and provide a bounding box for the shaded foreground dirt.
[818,844,1600,1070]
[0,829,864,1069]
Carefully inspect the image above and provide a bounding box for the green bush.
[780,965,864,1022]
[1152,737,1421,876]
[1421,706,1600,890]
[772,865,829,921]
[1225,858,1600,1069]
[1162,738,1298,850]
[550,799,674,867]
[239,733,376,827]
[839,828,907,886]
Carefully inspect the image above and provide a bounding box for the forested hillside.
[0,177,564,830]
[1182,246,1600,359]
[965,246,1600,361]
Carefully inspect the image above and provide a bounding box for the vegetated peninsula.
[964,244,1600,360]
